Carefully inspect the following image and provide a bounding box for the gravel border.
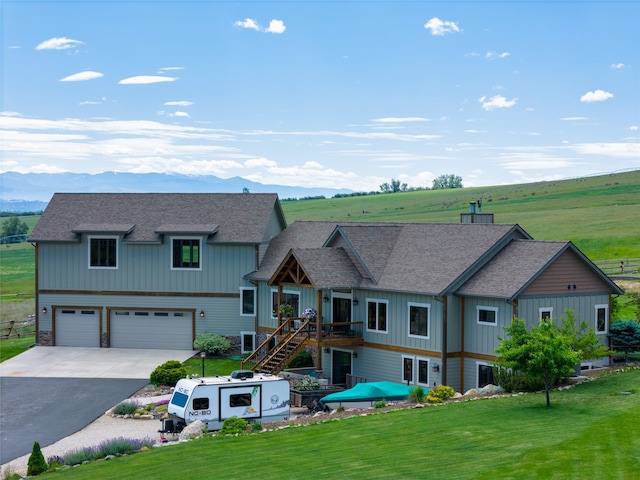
[1,396,169,477]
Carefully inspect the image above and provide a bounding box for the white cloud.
[611,63,625,70]
[561,117,589,121]
[479,95,517,111]
[172,111,190,118]
[119,76,176,85]
[267,19,286,34]
[158,67,184,71]
[36,37,83,50]
[372,117,430,123]
[235,18,260,31]
[235,18,286,34]
[630,125,639,131]
[580,89,613,103]
[424,17,461,36]
[485,51,510,60]
[570,142,640,158]
[165,101,193,107]
[60,71,103,82]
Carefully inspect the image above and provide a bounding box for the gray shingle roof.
[254,221,528,295]
[28,193,283,244]
[456,240,568,299]
[287,248,363,289]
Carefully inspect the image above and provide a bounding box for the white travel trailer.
[164,370,290,432]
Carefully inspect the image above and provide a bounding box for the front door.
[332,350,352,385]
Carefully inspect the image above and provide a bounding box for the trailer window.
[193,397,209,410]
[229,393,252,407]
[170,391,188,408]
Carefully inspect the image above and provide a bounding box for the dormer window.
[89,236,117,268]
[172,238,201,270]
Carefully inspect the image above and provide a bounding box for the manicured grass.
[43,368,640,479]
[0,335,35,362]
[0,242,36,297]
[181,357,242,377]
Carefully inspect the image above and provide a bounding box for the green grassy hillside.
[282,170,640,260]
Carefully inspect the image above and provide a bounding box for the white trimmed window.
[539,307,553,322]
[88,236,118,269]
[402,355,430,386]
[271,290,300,318]
[171,237,201,270]
[241,331,255,353]
[477,306,498,326]
[367,299,388,333]
[240,287,256,316]
[408,302,430,339]
[595,304,608,334]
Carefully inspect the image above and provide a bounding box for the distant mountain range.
[0,172,355,212]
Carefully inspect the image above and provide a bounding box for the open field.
[40,368,640,480]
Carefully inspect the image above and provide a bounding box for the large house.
[29,193,622,393]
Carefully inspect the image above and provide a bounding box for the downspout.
[460,297,465,392]
[441,295,448,387]
[316,289,323,371]
[32,242,39,345]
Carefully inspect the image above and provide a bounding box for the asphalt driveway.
[0,346,194,465]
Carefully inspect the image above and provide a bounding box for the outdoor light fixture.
[324,347,330,353]
[432,364,440,373]
[200,352,206,377]
[41,306,47,314]
[352,352,358,358]
[353,298,359,306]
[323,295,329,303]
[199,310,205,317]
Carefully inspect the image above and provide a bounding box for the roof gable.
[29,193,283,244]
[457,240,623,299]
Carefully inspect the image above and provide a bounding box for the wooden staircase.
[242,318,312,375]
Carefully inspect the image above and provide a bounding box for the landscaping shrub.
[250,421,263,432]
[193,333,231,356]
[286,350,314,368]
[221,417,248,435]
[426,385,455,403]
[150,360,188,386]
[111,400,141,415]
[409,385,426,403]
[27,441,48,476]
[373,398,387,408]
[97,437,154,457]
[292,375,321,391]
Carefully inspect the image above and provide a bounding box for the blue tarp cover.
[320,381,416,403]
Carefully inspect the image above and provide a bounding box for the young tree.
[496,318,580,407]
[27,441,48,476]
[559,309,610,361]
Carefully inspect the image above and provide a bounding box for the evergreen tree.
[27,441,48,476]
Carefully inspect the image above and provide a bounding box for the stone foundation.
[38,330,52,346]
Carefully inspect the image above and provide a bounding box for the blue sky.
[1,0,638,192]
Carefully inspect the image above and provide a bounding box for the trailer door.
[219,385,261,420]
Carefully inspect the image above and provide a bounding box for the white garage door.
[56,309,100,347]
[110,311,193,350]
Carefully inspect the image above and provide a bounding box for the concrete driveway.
[0,346,194,378]
[0,346,195,465]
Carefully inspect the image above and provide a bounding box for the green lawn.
[0,335,35,362]
[44,368,640,479]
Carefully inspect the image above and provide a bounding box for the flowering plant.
[302,308,317,320]
[279,303,294,316]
